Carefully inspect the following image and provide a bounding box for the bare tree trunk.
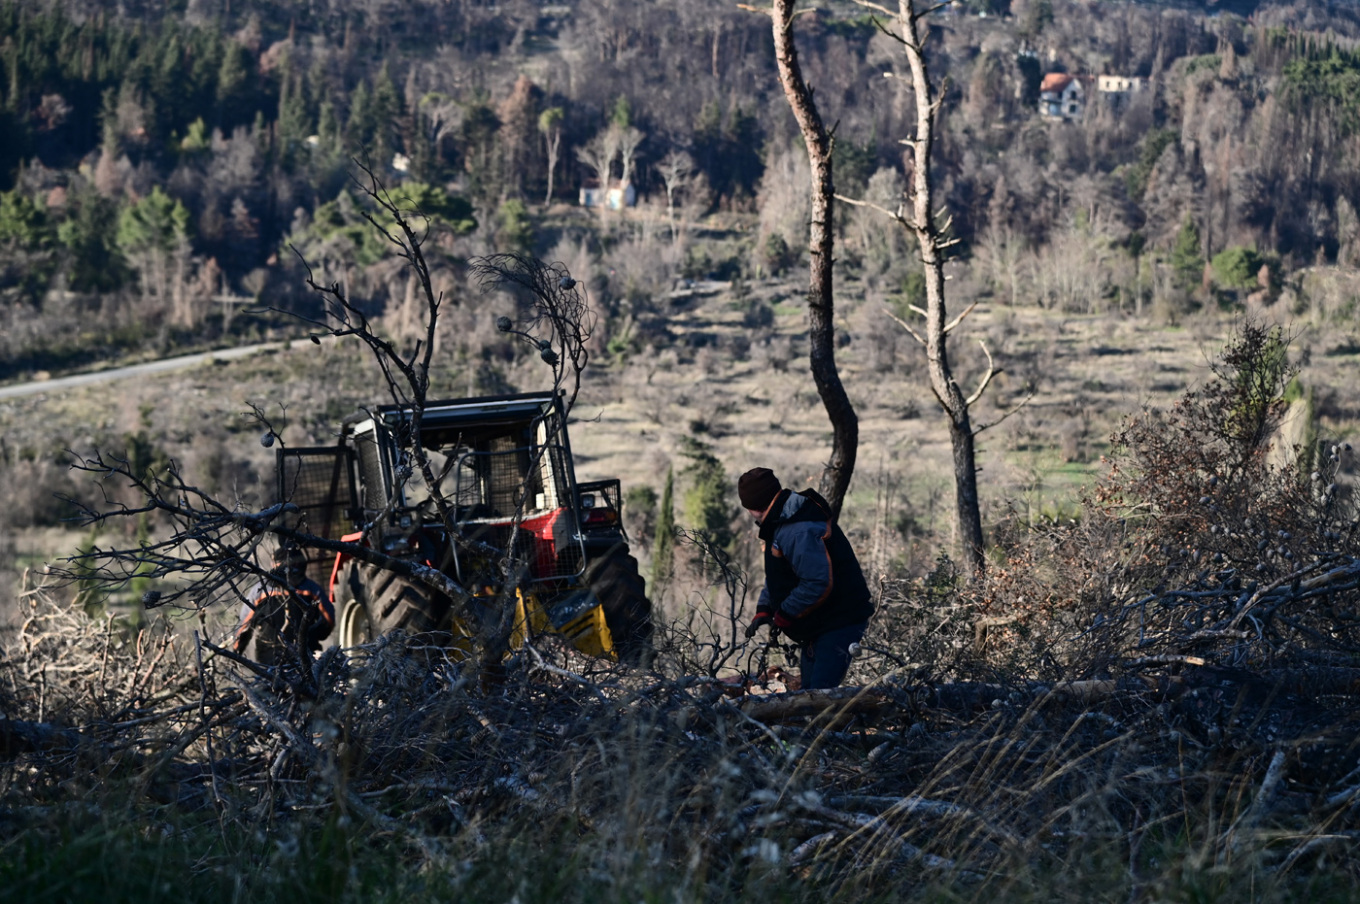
[659,150,695,243]
[895,0,985,574]
[617,126,644,189]
[841,0,987,572]
[544,129,560,206]
[767,0,858,521]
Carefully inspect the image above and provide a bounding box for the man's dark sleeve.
[755,584,773,616]
[774,521,834,622]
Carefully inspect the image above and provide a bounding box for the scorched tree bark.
[747,0,859,521]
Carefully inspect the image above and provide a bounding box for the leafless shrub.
[958,322,1360,681]
[756,139,810,260]
[751,335,793,373]
[470,252,596,411]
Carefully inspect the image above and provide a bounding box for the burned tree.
[744,0,858,521]
[840,0,1002,575]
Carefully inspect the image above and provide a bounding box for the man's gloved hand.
[745,610,774,639]
[773,610,793,631]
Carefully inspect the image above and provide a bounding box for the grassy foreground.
[7,732,1360,904]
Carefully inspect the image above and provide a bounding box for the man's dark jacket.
[235,575,334,664]
[756,488,873,643]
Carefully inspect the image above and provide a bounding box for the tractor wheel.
[585,546,654,666]
[335,564,374,648]
[334,560,450,646]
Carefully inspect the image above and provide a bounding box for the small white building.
[1097,75,1148,95]
[579,181,636,210]
[1039,73,1084,121]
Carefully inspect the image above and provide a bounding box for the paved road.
[0,341,288,401]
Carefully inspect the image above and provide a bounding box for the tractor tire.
[585,546,654,666]
[334,564,374,648]
[334,560,450,647]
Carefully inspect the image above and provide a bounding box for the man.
[740,467,873,689]
[235,545,334,665]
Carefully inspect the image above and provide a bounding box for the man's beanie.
[738,467,782,512]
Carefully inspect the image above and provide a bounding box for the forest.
[10,0,1360,901]
[4,0,1360,381]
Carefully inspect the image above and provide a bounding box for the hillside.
[6,0,1360,386]
[6,257,1359,617]
[7,290,1360,902]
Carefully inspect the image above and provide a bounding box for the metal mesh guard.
[277,448,351,582]
[450,445,581,583]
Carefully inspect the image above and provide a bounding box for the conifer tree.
[371,64,403,167]
[682,440,733,553]
[58,192,125,292]
[346,78,373,155]
[277,73,311,164]
[652,467,676,601]
[1172,214,1205,292]
[215,42,254,130]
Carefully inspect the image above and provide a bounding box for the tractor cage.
[272,391,627,589]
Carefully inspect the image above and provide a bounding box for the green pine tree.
[610,95,632,129]
[682,439,734,553]
[116,186,190,256]
[317,99,340,145]
[371,64,403,166]
[346,78,374,156]
[1211,246,1264,289]
[652,467,675,596]
[215,42,255,130]
[151,32,187,140]
[179,117,209,155]
[496,199,534,252]
[0,188,56,299]
[277,73,311,165]
[400,182,477,234]
[57,192,126,292]
[460,100,501,198]
[0,189,52,248]
[1171,214,1205,291]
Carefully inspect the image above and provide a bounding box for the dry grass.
[6,261,1360,898]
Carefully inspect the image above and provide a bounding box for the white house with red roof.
[1039,73,1085,121]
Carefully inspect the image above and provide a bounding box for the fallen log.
[737,686,889,723]
[672,685,891,730]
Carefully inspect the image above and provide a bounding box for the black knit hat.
[738,467,782,512]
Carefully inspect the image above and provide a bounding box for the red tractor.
[276,391,653,663]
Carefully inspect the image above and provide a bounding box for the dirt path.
[0,342,288,400]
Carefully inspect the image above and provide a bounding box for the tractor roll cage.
[276,391,625,587]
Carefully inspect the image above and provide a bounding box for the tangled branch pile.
[6,557,1360,902]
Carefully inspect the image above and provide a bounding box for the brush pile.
[5,557,1360,901]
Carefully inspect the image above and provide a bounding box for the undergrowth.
[6,324,1360,902]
